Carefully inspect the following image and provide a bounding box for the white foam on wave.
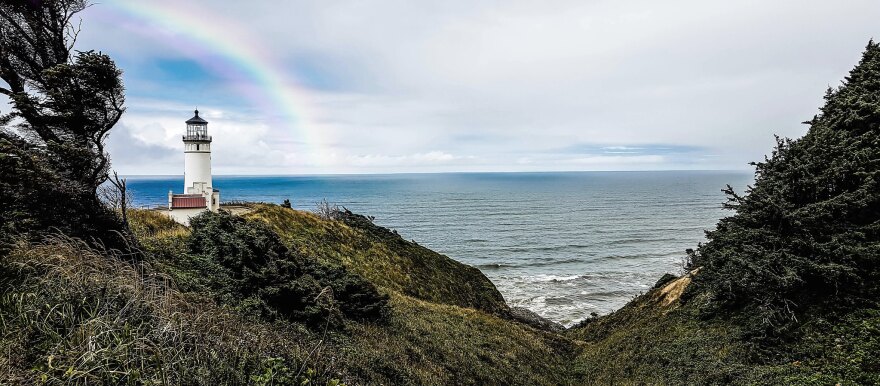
[519,274,581,283]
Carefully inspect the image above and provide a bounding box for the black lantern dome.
[184,109,211,141]
[185,109,208,125]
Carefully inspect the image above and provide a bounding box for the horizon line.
[119,169,754,178]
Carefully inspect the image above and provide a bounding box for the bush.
[0,237,317,384]
[187,210,388,328]
[243,204,509,315]
[687,41,880,337]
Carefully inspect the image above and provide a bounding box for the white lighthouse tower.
[167,109,220,224]
[183,109,213,193]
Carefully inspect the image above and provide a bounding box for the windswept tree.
[686,41,880,338]
[0,0,128,247]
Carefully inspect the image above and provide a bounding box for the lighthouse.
[167,109,220,224]
[183,109,213,193]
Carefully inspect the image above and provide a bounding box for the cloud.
[556,144,707,155]
[347,151,474,167]
[571,155,665,166]
[74,0,880,174]
[105,122,178,175]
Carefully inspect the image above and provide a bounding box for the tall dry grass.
[0,236,334,385]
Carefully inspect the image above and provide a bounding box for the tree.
[99,171,130,227]
[0,0,128,248]
[686,41,880,337]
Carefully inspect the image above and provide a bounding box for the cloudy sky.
[73,0,879,175]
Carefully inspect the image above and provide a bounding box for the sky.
[67,0,880,175]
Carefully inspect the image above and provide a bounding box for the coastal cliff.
[3,198,878,384]
[1,205,575,384]
[1,1,879,381]
[243,204,509,315]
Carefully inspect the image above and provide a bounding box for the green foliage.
[128,207,578,385]
[567,282,880,385]
[0,237,320,385]
[187,210,389,328]
[686,41,880,336]
[761,309,880,385]
[251,357,346,386]
[341,293,575,385]
[0,1,131,250]
[245,204,509,315]
[17,200,880,385]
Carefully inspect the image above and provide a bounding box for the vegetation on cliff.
[187,210,389,327]
[2,205,573,384]
[243,204,509,315]
[566,272,880,385]
[565,41,880,385]
[1,0,880,384]
[684,41,880,339]
[0,237,332,384]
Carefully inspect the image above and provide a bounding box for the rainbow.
[95,1,331,168]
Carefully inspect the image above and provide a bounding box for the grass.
[242,204,509,315]
[117,205,571,384]
[566,273,880,385]
[127,208,189,241]
[3,204,878,384]
[123,205,578,384]
[342,292,576,385]
[747,309,880,385]
[567,292,756,384]
[0,236,334,385]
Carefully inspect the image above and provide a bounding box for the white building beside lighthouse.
[167,109,220,225]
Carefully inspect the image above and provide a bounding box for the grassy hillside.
[0,237,328,385]
[242,204,509,315]
[0,206,567,385]
[566,272,880,385]
[4,204,879,384]
[566,273,757,384]
[341,293,573,384]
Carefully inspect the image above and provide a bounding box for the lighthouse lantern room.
[167,109,220,224]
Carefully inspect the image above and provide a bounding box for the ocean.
[126,171,753,326]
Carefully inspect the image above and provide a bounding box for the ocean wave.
[475,263,514,269]
[605,237,678,245]
[476,257,585,270]
[494,244,597,253]
[599,251,683,260]
[576,289,632,298]
[518,274,582,283]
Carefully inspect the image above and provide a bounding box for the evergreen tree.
[688,41,880,337]
[0,0,128,247]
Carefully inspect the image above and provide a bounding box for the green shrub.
[188,210,389,327]
[250,357,347,386]
[245,204,509,315]
[687,41,880,337]
[0,237,319,385]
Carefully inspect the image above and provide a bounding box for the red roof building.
[171,194,207,209]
